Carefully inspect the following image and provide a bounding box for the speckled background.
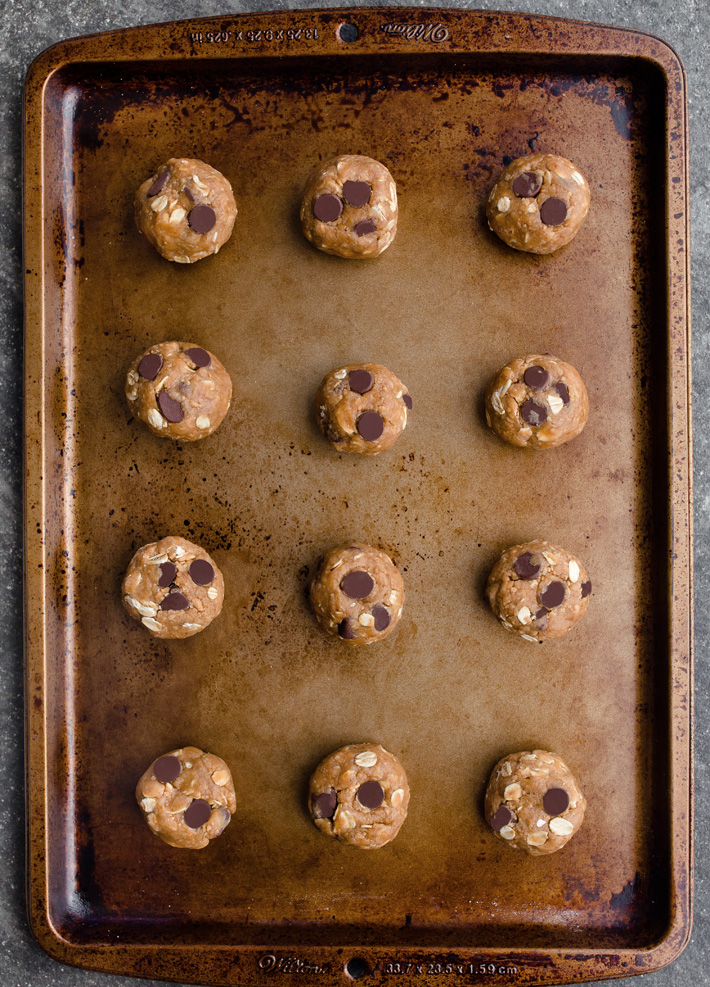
[2,1,707,986]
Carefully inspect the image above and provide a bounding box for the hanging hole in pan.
[344,957,369,979]
[337,23,359,43]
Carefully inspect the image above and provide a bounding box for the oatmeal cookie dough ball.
[126,341,232,441]
[135,157,236,263]
[484,354,588,449]
[486,540,591,642]
[309,743,409,848]
[486,154,590,254]
[122,535,224,639]
[309,544,404,645]
[484,750,586,855]
[136,746,236,849]
[300,155,398,259]
[315,363,411,455]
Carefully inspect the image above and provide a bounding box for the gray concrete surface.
[1,0,706,985]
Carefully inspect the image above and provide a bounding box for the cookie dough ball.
[122,535,224,639]
[484,354,588,449]
[300,155,398,259]
[309,544,404,645]
[126,341,232,441]
[484,750,586,855]
[309,743,409,848]
[136,746,236,849]
[486,540,591,642]
[135,157,236,263]
[486,154,590,254]
[315,363,411,455]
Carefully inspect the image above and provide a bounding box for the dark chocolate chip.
[185,346,211,368]
[372,604,390,631]
[581,580,592,598]
[188,203,217,234]
[312,788,337,820]
[147,171,169,196]
[356,781,384,810]
[520,399,548,426]
[354,219,377,237]
[341,570,375,599]
[403,394,413,409]
[313,193,343,223]
[153,754,181,783]
[157,391,184,423]
[540,581,566,609]
[535,608,548,620]
[540,197,568,226]
[137,352,163,380]
[189,559,214,585]
[160,591,189,611]
[158,561,178,588]
[490,805,513,831]
[183,798,212,829]
[554,382,570,405]
[543,787,570,815]
[356,410,384,441]
[348,369,374,394]
[514,552,541,580]
[342,180,371,207]
[183,186,194,202]
[512,171,543,197]
[212,806,231,836]
[523,365,550,389]
[338,618,355,639]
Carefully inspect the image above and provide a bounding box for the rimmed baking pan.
[24,7,692,986]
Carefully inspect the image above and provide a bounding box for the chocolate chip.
[189,559,214,585]
[147,171,169,196]
[153,754,181,783]
[354,219,377,237]
[513,552,541,580]
[554,382,570,405]
[534,609,549,630]
[137,353,163,380]
[372,605,390,631]
[356,781,384,810]
[341,570,375,599]
[540,581,566,609]
[312,788,337,820]
[185,347,211,368]
[160,591,189,611]
[338,619,355,639]
[348,369,374,394]
[356,410,384,441]
[490,805,513,831]
[183,798,212,829]
[342,180,371,207]
[403,394,413,409]
[188,203,216,234]
[157,391,184,423]
[543,787,570,816]
[540,197,568,226]
[313,193,343,223]
[520,399,547,426]
[523,365,550,389]
[158,562,177,588]
[212,806,231,836]
[512,171,542,197]
[581,580,592,598]
[183,186,194,202]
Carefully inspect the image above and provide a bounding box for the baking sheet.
[24,8,692,986]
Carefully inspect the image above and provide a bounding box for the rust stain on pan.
[24,7,691,987]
